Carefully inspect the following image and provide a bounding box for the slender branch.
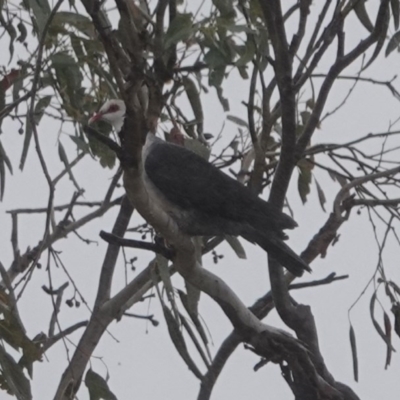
[26,0,65,270]
[47,282,69,338]
[99,231,174,259]
[43,321,88,352]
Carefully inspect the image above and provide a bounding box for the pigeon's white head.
[89,99,126,132]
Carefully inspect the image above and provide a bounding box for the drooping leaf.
[183,76,203,134]
[33,95,52,124]
[164,13,194,48]
[58,142,81,190]
[178,290,210,351]
[12,71,25,104]
[384,312,392,369]
[0,15,17,61]
[235,38,255,67]
[0,344,32,400]
[16,21,27,42]
[52,12,95,38]
[19,96,52,171]
[297,159,313,204]
[391,302,400,338]
[204,48,229,69]
[69,134,90,153]
[328,170,348,187]
[385,30,400,56]
[225,235,247,259]
[354,0,374,32]
[212,0,235,18]
[28,0,50,36]
[315,178,326,212]
[162,305,202,379]
[227,115,248,128]
[19,119,32,171]
[363,1,390,70]
[0,140,12,201]
[85,369,117,400]
[156,254,175,305]
[390,0,400,30]
[370,292,396,351]
[349,324,358,382]
[215,85,229,111]
[70,34,85,60]
[51,52,83,113]
[208,66,229,111]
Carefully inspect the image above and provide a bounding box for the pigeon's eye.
[107,104,119,113]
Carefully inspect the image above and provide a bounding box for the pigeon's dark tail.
[243,231,311,277]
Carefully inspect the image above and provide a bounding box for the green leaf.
[164,13,194,48]
[162,305,202,378]
[52,11,95,38]
[297,159,313,204]
[0,140,12,201]
[212,0,235,18]
[58,142,81,190]
[183,76,203,134]
[156,254,175,302]
[85,369,117,400]
[391,0,400,30]
[19,95,52,171]
[227,114,248,128]
[314,178,326,212]
[16,21,27,42]
[178,290,210,351]
[51,52,83,113]
[70,34,85,60]
[349,324,358,382]
[33,95,51,124]
[225,235,246,259]
[370,292,396,351]
[0,344,32,400]
[353,0,374,32]
[385,30,400,56]
[19,119,32,171]
[204,48,229,69]
[0,85,5,133]
[87,133,116,169]
[28,0,50,36]
[235,38,255,67]
[0,15,17,61]
[69,134,90,153]
[215,85,229,111]
[363,3,390,70]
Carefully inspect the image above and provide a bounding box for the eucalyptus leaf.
[85,369,117,400]
[164,13,193,48]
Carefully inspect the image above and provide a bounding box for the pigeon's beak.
[88,112,102,125]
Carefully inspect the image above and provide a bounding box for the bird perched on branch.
[89,99,311,277]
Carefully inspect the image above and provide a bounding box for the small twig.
[123,312,159,326]
[52,152,86,186]
[0,91,32,121]
[42,321,88,352]
[334,166,400,217]
[7,201,107,214]
[289,273,349,290]
[99,231,174,259]
[45,282,69,338]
